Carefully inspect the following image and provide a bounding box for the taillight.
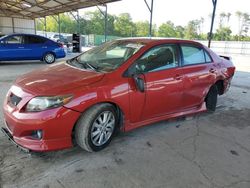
[58,43,64,48]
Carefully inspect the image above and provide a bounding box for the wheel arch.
[71,101,126,143]
[214,79,224,95]
[202,79,224,103]
[41,51,56,61]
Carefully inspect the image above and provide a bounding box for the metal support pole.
[77,10,80,34]
[45,17,47,37]
[12,18,14,33]
[208,0,217,48]
[58,14,61,35]
[144,0,154,37]
[104,5,107,42]
[69,11,80,34]
[97,4,108,42]
[34,19,37,34]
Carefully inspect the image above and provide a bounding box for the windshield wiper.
[79,61,99,72]
[83,62,98,71]
[67,58,99,72]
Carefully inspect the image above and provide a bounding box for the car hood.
[15,62,105,95]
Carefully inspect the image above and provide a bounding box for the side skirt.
[124,103,207,132]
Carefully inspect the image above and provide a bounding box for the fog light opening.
[32,130,43,139]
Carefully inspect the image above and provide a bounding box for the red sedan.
[2,38,235,152]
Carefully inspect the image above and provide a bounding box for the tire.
[43,53,55,64]
[205,85,218,112]
[75,103,118,152]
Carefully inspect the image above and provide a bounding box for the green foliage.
[35,10,250,41]
[158,21,176,37]
[184,20,199,39]
[214,27,232,41]
[134,21,150,37]
[59,14,77,33]
[114,13,134,37]
[175,26,185,38]
[84,11,114,35]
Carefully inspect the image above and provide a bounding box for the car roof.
[5,33,49,39]
[117,37,203,46]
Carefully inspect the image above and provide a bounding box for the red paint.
[3,39,235,151]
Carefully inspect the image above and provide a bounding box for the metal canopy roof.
[0,0,120,19]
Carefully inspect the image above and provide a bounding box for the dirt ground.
[0,55,249,188]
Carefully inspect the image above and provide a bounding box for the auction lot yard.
[0,55,249,188]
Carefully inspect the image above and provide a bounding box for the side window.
[136,45,179,73]
[181,46,206,65]
[204,50,212,62]
[5,36,23,44]
[24,36,46,44]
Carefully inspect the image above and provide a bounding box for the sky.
[79,0,250,34]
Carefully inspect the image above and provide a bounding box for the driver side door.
[0,35,26,60]
[129,44,184,122]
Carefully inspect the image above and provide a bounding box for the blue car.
[0,33,66,64]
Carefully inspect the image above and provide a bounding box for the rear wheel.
[75,104,117,152]
[205,85,218,112]
[43,53,55,64]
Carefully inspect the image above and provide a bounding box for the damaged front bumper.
[1,127,30,153]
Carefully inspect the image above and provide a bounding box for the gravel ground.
[0,54,249,188]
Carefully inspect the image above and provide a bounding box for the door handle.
[175,74,182,80]
[42,46,47,48]
[18,47,24,49]
[209,68,216,73]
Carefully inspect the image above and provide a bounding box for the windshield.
[68,40,145,72]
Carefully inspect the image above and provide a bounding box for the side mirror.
[133,74,145,92]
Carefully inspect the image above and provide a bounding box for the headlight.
[26,95,73,112]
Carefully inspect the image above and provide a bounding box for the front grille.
[9,93,22,106]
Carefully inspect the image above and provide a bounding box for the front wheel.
[75,104,117,152]
[43,53,55,64]
[205,85,218,112]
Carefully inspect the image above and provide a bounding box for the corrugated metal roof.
[0,0,120,19]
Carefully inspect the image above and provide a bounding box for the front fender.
[63,82,130,124]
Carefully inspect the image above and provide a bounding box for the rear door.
[23,35,47,59]
[180,44,216,109]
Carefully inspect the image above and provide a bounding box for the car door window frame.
[23,35,46,44]
[4,35,24,44]
[124,43,181,77]
[179,44,213,67]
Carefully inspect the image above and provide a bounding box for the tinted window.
[24,36,46,44]
[181,46,206,65]
[5,36,23,44]
[135,45,178,73]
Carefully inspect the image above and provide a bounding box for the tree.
[84,11,115,35]
[157,21,176,37]
[184,20,199,39]
[175,25,185,38]
[235,11,250,40]
[134,21,150,37]
[214,27,232,41]
[59,14,77,34]
[114,13,134,37]
[236,11,243,37]
[226,13,231,26]
[219,12,227,28]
